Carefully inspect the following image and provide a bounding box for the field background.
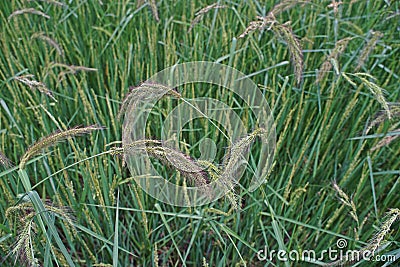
[0,0,399,266]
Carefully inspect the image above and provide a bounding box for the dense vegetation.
[0,0,399,266]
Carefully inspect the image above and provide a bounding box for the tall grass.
[0,0,399,266]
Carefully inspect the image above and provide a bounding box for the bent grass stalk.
[115,140,213,200]
[237,0,310,85]
[6,199,76,267]
[218,128,270,208]
[117,127,268,208]
[316,37,353,84]
[332,182,359,226]
[325,208,400,266]
[273,21,303,85]
[188,3,227,32]
[44,62,98,85]
[342,72,391,119]
[119,80,271,207]
[269,0,310,16]
[238,15,304,85]
[31,32,64,57]
[19,125,104,169]
[8,8,50,20]
[149,0,160,22]
[118,82,181,120]
[370,131,400,151]
[26,0,67,7]
[5,124,104,266]
[14,74,56,101]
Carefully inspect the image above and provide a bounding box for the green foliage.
[0,0,399,266]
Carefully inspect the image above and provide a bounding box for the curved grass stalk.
[19,125,104,169]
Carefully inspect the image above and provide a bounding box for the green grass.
[0,0,399,266]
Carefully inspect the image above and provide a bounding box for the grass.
[0,0,399,266]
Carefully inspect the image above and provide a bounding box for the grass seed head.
[273,21,303,85]
[355,30,384,71]
[354,73,391,119]
[8,8,50,20]
[14,74,56,101]
[31,32,64,57]
[149,0,160,22]
[0,152,14,168]
[316,37,353,83]
[122,140,213,200]
[238,14,303,84]
[217,128,268,208]
[371,131,400,151]
[332,181,359,224]
[269,0,310,16]
[7,200,75,267]
[118,82,181,120]
[366,103,400,134]
[189,3,227,32]
[346,209,400,265]
[19,125,104,169]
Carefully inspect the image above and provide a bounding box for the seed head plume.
[189,3,227,32]
[118,82,181,120]
[366,103,400,134]
[218,128,268,208]
[27,0,67,7]
[238,0,307,85]
[149,0,160,22]
[31,32,64,57]
[121,141,209,186]
[116,140,213,200]
[6,200,75,267]
[345,73,391,119]
[316,37,353,84]
[327,1,343,15]
[274,21,303,85]
[270,0,310,16]
[371,129,400,151]
[238,0,310,38]
[332,182,358,225]
[116,126,271,208]
[146,145,210,187]
[8,8,50,20]
[19,125,104,169]
[45,62,97,83]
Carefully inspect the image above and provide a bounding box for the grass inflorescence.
[0,0,399,266]
[19,125,104,169]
